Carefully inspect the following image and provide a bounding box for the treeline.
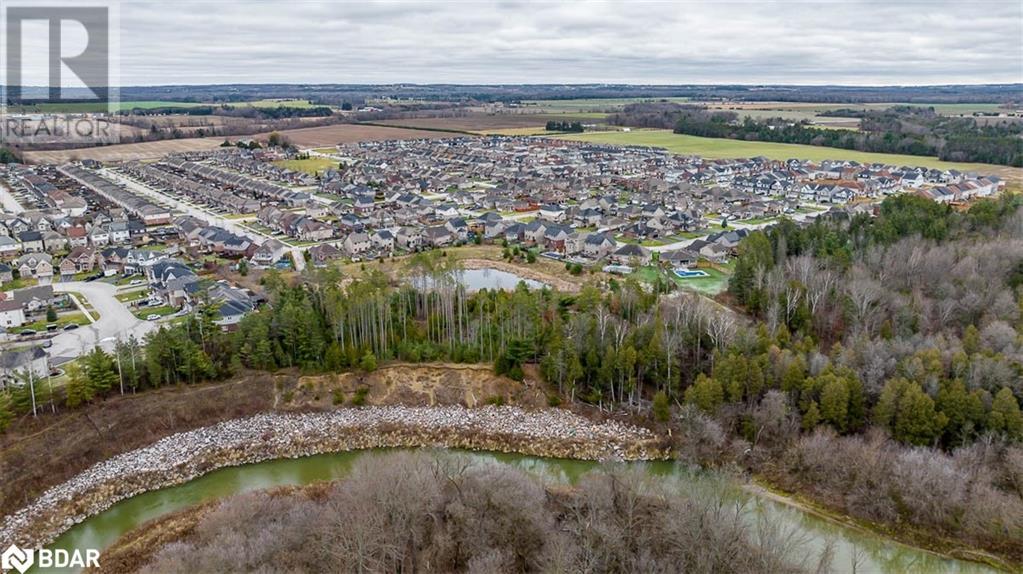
[545,120,584,132]
[671,104,1023,166]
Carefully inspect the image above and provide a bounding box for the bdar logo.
[1,544,33,574]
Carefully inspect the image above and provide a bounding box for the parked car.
[63,323,79,331]
[19,329,36,337]
[146,314,161,321]
[129,279,144,285]
[46,323,58,331]
[41,340,53,348]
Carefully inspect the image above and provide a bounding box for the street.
[48,281,159,365]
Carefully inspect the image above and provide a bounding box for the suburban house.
[0,347,49,388]
[250,239,288,267]
[147,260,200,306]
[14,253,53,282]
[0,300,26,328]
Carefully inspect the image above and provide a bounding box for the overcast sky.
[105,1,1023,85]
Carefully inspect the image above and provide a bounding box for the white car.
[129,279,144,285]
[146,314,161,321]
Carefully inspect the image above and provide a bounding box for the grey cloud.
[113,0,1023,85]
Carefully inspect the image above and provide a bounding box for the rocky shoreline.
[0,405,667,550]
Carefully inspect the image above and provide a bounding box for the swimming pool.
[674,268,710,278]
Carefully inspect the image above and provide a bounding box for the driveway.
[48,281,158,365]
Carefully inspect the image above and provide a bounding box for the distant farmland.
[21,124,458,164]
[557,129,1022,182]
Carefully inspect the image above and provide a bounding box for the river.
[41,449,997,574]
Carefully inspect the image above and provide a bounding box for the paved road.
[48,281,158,364]
[101,168,307,272]
[0,182,25,214]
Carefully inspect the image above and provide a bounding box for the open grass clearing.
[273,157,339,175]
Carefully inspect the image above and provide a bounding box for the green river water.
[39,449,1000,573]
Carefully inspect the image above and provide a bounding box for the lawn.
[116,289,149,303]
[14,312,92,333]
[556,130,1018,175]
[1,277,38,291]
[133,305,176,320]
[675,266,731,295]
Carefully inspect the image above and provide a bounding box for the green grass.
[14,312,91,333]
[1,277,38,291]
[737,216,780,225]
[556,130,1015,174]
[675,267,731,295]
[115,289,149,302]
[273,157,338,176]
[133,305,176,320]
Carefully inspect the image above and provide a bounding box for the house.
[582,232,617,259]
[251,239,288,267]
[12,285,57,314]
[308,243,344,266]
[0,347,49,389]
[0,300,26,328]
[0,263,12,284]
[18,231,43,253]
[371,229,395,251]
[147,260,200,306]
[343,232,372,256]
[423,226,453,247]
[610,243,652,266]
[60,246,98,276]
[208,282,256,329]
[0,236,20,259]
[88,225,110,247]
[66,226,89,248]
[41,231,68,253]
[108,221,131,244]
[14,253,53,282]
[539,204,566,222]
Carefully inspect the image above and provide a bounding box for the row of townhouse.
[59,164,172,225]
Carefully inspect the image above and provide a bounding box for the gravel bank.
[0,406,666,549]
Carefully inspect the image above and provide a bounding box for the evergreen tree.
[0,391,13,433]
[988,387,1023,441]
[819,376,850,432]
[684,374,723,413]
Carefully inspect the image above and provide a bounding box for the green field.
[556,130,1017,175]
[274,157,339,175]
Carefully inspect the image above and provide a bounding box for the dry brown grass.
[376,113,600,132]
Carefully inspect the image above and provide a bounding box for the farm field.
[21,124,456,164]
[556,129,1022,181]
[21,136,228,163]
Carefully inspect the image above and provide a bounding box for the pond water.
[40,449,998,574]
[412,268,546,291]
